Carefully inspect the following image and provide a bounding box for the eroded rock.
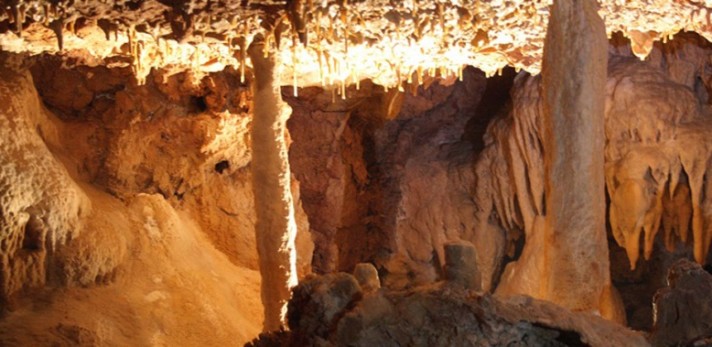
[250,273,649,347]
[287,272,362,344]
[651,259,712,346]
[353,263,380,293]
[443,241,481,291]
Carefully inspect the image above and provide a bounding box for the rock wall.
[0,56,90,303]
[0,52,312,345]
[650,259,712,346]
[287,70,498,290]
[29,56,313,275]
[248,271,649,347]
[476,32,712,323]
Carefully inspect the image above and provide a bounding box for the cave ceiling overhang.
[0,0,710,88]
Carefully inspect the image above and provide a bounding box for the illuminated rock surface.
[495,0,615,321]
[1,0,712,345]
[1,0,711,87]
[0,56,267,345]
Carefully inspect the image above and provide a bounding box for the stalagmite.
[495,0,623,323]
[540,0,611,314]
[248,37,300,332]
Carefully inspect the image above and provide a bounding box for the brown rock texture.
[249,40,309,331]
[650,259,712,346]
[248,272,649,347]
[353,263,380,293]
[287,272,362,345]
[443,241,481,291]
[0,54,267,345]
[286,71,493,292]
[2,0,712,343]
[0,57,90,303]
[27,54,314,277]
[478,32,712,326]
[539,0,609,313]
[495,0,616,319]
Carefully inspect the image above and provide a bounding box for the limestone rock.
[250,273,649,347]
[650,259,712,346]
[286,71,492,292]
[0,0,709,88]
[0,55,265,346]
[479,33,712,324]
[287,273,362,343]
[495,0,615,318]
[443,241,481,291]
[353,263,380,293]
[0,63,90,303]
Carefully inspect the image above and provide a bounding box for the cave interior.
[1,0,712,346]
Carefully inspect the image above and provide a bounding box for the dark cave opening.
[463,66,518,154]
[22,216,43,252]
[190,95,208,113]
[215,160,230,174]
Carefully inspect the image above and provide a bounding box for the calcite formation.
[249,38,301,331]
[0,55,273,345]
[0,58,90,302]
[476,33,712,311]
[1,0,712,344]
[0,0,711,88]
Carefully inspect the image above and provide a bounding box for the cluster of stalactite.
[475,40,712,289]
[1,0,711,89]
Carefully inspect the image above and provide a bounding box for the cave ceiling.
[0,0,710,89]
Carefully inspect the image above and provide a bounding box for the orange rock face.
[1,0,712,345]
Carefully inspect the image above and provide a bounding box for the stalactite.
[49,17,64,51]
[13,4,23,36]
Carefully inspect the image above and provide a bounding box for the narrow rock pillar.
[249,40,299,331]
[541,0,609,311]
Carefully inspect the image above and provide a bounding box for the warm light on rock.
[1,0,712,346]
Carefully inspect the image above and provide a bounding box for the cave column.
[248,39,299,332]
[540,0,612,313]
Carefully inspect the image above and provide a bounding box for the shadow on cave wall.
[284,67,518,287]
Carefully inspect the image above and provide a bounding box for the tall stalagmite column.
[541,0,609,312]
[249,40,299,332]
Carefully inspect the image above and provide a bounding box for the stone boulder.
[650,259,712,346]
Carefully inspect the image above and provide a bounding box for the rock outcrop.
[650,259,712,346]
[247,272,649,347]
[496,0,614,319]
[474,33,712,323]
[0,57,90,303]
[0,54,268,346]
[286,70,492,291]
